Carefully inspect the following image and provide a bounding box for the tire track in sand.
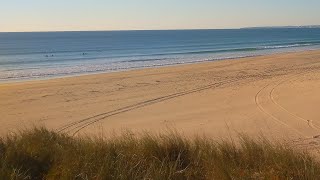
[270,73,320,131]
[255,69,319,138]
[255,83,307,137]
[57,79,239,135]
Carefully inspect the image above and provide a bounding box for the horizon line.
[1,25,319,33]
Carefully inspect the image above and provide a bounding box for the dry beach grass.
[1,127,320,180]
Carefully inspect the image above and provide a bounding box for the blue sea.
[1,28,320,82]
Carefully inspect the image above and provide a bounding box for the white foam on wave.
[261,43,312,49]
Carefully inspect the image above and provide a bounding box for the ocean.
[1,28,320,82]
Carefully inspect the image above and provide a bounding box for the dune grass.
[0,128,319,179]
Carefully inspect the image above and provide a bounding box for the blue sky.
[1,0,320,32]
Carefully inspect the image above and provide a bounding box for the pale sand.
[1,51,320,145]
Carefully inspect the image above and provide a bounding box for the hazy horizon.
[1,25,320,33]
[1,0,320,32]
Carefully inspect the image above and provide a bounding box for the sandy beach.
[1,51,320,144]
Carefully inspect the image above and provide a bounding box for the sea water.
[1,28,320,82]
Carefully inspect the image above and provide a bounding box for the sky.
[1,0,320,32]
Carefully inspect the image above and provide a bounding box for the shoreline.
[1,48,319,86]
[1,50,320,154]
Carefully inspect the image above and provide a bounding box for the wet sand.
[1,51,320,148]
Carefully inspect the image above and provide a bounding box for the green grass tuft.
[0,128,319,179]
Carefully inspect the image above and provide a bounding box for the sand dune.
[1,51,320,149]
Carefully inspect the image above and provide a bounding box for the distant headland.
[242,25,320,29]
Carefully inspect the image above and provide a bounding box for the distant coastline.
[242,25,320,29]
